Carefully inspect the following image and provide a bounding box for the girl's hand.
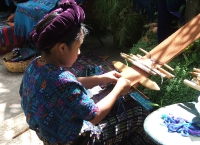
[115,77,132,95]
[100,71,121,85]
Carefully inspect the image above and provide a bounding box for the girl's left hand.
[100,70,121,85]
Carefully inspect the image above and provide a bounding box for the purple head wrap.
[29,0,85,50]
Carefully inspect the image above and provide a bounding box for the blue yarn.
[161,114,200,137]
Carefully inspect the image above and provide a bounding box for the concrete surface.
[0,34,130,144]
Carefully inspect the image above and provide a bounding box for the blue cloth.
[19,57,98,143]
[14,0,58,38]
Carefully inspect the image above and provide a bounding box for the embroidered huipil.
[19,58,99,143]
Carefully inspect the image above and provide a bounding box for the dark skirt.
[78,84,156,145]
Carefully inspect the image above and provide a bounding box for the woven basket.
[2,51,35,73]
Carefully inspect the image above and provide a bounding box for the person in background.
[19,0,135,144]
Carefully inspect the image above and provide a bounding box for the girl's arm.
[89,77,131,125]
[77,75,102,89]
[77,71,120,89]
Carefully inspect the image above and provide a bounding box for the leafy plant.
[130,29,158,54]
[85,0,146,48]
[182,38,200,67]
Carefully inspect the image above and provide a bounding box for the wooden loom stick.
[137,48,176,79]
[120,53,156,75]
[121,53,156,75]
[137,54,143,58]
[138,48,174,71]
[184,79,200,91]
[189,72,200,77]
[138,48,149,55]
[157,67,175,79]
[129,53,166,78]
[142,14,200,68]
[112,61,160,90]
[135,54,175,79]
[191,77,200,85]
[139,77,160,91]
[193,68,200,73]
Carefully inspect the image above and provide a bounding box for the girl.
[19,0,133,144]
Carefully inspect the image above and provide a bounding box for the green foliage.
[114,14,145,48]
[131,30,158,53]
[141,63,198,107]
[183,38,200,67]
[130,31,200,107]
[85,0,146,48]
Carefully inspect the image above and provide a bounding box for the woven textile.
[129,91,156,112]
[0,14,24,47]
[14,0,58,38]
[83,86,156,145]
[65,52,116,76]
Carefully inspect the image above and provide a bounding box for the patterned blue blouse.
[19,57,99,143]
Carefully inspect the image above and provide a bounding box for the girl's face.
[61,32,83,67]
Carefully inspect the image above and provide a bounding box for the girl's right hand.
[115,77,132,95]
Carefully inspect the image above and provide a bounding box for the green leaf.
[192,53,198,61]
[179,5,186,14]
